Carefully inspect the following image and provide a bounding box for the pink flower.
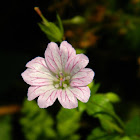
[21,41,95,109]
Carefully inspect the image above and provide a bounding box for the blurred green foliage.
[20,100,81,140]
[105,92,120,103]
[20,100,56,140]
[87,127,120,140]
[76,48,86,54]
[57,108,81,139]
[0,116,12,140]
[125,116,140,136]
[63,16,86,25]
[19,81,140,140]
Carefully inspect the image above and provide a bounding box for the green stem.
[90,100,125,130]
[112,113,125,129]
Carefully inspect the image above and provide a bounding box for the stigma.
[54,73,70,89]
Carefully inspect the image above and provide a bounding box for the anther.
[60,80,62,87]
[59,72,63,76]
[56,75,59,79]
[63,84,67,88]
[62,77,65,81]
[55,84,59,88]
[66,76,70,80]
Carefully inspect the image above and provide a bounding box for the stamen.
[59,72,63,76]
[56,75,59,79]
[63,84,67,88]
[55,84,59,88]
[66,76,70,80]
[60,80,62,87]
[62,77,65,81]
[55,73,69,88]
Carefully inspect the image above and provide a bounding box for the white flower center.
[54,73,70,89]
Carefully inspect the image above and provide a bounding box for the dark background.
[1,0,139,105]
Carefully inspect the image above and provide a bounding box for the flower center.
[54,73,70,89]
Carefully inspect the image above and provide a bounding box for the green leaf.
[63,16,85,25]
[87,127,106,140]
[91,82,100,95]
[35,8,63,42]
[86,94,124,133]
[105,92,120,103]
[0,116,12,140]
[96,114,123,133]
[88,81,94,89]
[78,101,86,112]
[38,22,62,42]
[87,127,120,140]
[120,136,131,140]
[56,14,64,36]
[130,136,140,140]
[76,49,86,54]
[57,108,81,138]
[86,94,115,116]
[20,100,56,140]
[68,134,80,140]
[125,116,140,136]
[89,81,100,96]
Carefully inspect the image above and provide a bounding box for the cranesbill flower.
[21,41,94,109]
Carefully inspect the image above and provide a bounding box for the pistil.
[54,73,70,89]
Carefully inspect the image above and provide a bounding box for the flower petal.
[21,68,54,86]
[26,57,50,73]
[68,86,90,103]
[70,68,95,87]
[65,54,89,76]
[58,89,78,109]
[37,88,58,108]
[60,41,76,70]
[45,42,62,74]
[28,85,55,101]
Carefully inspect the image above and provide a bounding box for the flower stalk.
[34,7,49,26]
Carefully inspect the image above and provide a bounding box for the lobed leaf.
[57,108,81,138]
[86,94,115,115]
[105,92,120,103]
[87,127,120,140]
[125,116,140,136]
[20,100,56,140]
[38,23,62,42]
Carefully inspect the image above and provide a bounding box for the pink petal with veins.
[38,88,58,108]
[65,54,89,76]
[68,86,90,103]
[60,41,76,70]
[26,57,50,73]
[58,89,78,109]
[45,42,62,74]
[28,85,55,101]
[21,68,54,86]
[70,68,95,87]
